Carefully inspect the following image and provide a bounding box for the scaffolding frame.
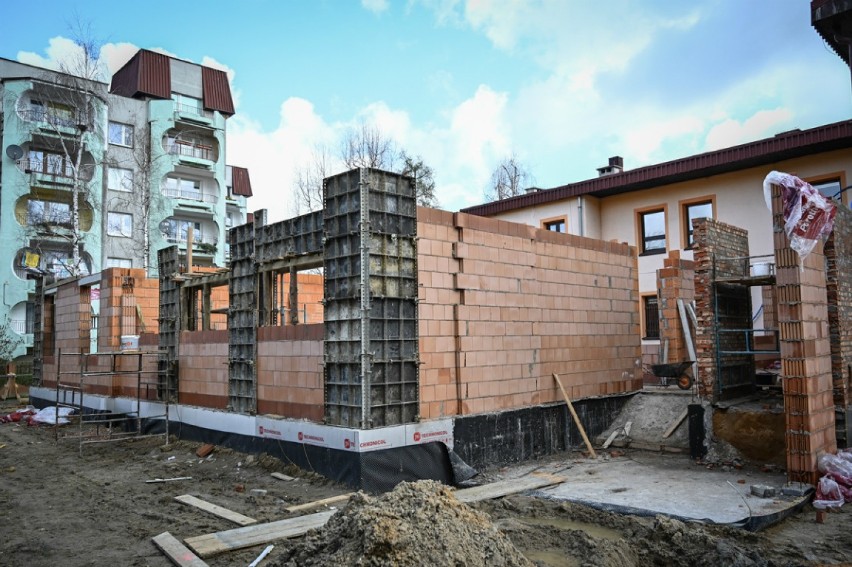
[54,349,170,453]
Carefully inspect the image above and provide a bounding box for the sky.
[1,0,850,221]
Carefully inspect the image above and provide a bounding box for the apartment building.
[0,49,251,357]
[462,120,852,360]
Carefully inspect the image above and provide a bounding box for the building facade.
[462,121,852,361]
[0,49,251,357]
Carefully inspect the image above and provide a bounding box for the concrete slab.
[487,451,807,530]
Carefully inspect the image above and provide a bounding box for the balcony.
[18,107,88,136]
[15,157,94,187]
[173,102,213,125]
[163,185,219,205]
[9,319,34,348]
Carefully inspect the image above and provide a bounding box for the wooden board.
[185,510,336,558]
[662,409,689,439]
[552,373,597,458]
[152,532,209,567]
[175,494,257,526]
[271,472,295,482]
[454,473,565,503]
[285,493,353,513]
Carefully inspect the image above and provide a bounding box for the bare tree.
[291,144,335,215]
[485,155,534,201]
[13,21,108,278]
[399,151,439,208]
[340,122,397,170]
[0,318,23,375]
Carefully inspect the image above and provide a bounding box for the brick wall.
[179,330,229,408]
[280,273,324,325]
[693,218,752,400]
[97,268,159,351]
[656,250,696,367]
[256,324,324,420]
[771,183,837,483]
[417,208,641,420]
[824,204,852,446]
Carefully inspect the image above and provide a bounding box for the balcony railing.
[15,158,94,182]
[19,108,85,130]
[9,319,34,335]
[163,186,219,204]
[168,142,214,161]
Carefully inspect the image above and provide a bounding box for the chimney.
[524,186,542,194]
[596,155,624,177]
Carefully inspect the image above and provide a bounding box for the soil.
[1,399,852,567]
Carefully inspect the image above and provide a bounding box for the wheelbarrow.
[650,361,694,390]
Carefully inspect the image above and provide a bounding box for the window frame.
[680,195,715,250]
[541,215,567,234]
[108,121,134,148]
[105,257,132,269]
[641,294,660,340]
[107,166,134,192]
[806,172,847,207]
[107,211,133,238]
[635,205,668,256]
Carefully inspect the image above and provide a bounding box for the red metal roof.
[109,50,170,99]
[202,67,235,116]
[230,166,253,197]
[462,120,852,217]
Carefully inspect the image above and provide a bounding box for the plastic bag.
[30,406,75,425]
[818,453,852,478]
[763,171,837,260]
[813,476,845,509]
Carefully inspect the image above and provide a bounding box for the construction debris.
[174,494,257,526]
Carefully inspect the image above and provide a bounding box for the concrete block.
[781,481,813,497]
[749,484,777,498]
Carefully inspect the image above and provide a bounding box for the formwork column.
[227,211,263,413]
[323,168,419,428]
[771,184,837,484]
[158,246,181,401]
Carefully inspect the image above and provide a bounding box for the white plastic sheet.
[31,406,75,425]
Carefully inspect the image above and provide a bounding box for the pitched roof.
[462,120,852,217]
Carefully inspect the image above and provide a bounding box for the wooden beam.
[284,493,353,514]
[677,299,698,389]
[152,532,209,567]
[662,409,689,439]
[455,472,565,503]
[175,494,257,526]
[553,373,597,458]
[184,510,336,558]
[271,472,295,482]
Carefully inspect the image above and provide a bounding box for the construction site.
[3,167,852,566]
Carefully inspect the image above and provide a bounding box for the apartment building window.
[107,212,133,237]
[105,257,132,269]
[27,149,73,177]
[30,99,76,128]
[638,208,666,255]
[542,216,567,233]
[683,199,714,249]
[161,219,203,243]
[642,295,660,340]
[172,93,203,115]
[28,199,71,226]
[108,167,134,192]
[108,121,134,147]
[813,178,842,201]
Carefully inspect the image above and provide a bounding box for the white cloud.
[704,109,794,151]
[362,0,390,14]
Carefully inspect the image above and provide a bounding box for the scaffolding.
[711,253,781,399]
[53,349,170,453]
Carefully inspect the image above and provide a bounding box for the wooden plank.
[285,493,353,514]
[185,510,336,558]
[152,532,209,567]
[677,299,698,388]
[623,421,632,438]
[601,429,621,449]
[175,494,257,526]
[662,409,689,439]
[553,373,597,458]
[271,472,295,482]
[454,473,565,503]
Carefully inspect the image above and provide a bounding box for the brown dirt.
[1,399,851,566]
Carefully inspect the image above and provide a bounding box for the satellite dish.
[6,145,23,160]
[158,220,172,234]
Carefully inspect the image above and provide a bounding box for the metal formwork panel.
[255,210,324,263]
[323,169,419,428]
[158,246,180,401]
[32,276,44,385]
[228,221,257,413]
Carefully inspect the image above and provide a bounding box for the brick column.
[771,184,836,483]
[656,250,695,366]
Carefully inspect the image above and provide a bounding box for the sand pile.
[274,480,532,567]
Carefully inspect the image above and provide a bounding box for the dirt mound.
[274,480,533,567]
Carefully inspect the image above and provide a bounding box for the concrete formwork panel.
[323,169,419,428]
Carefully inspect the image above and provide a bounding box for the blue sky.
[2,0,850,220]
